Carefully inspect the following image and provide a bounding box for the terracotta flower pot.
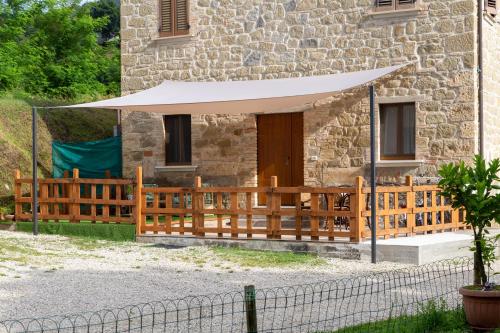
[459,286,500,331]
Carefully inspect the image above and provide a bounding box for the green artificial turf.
[14,221,135,241]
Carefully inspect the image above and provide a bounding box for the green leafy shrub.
[0,0,120,100]
[438,155,500,286]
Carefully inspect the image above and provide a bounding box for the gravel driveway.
[0,230,415,322]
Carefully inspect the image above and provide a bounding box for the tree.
[87,0,120,43]
[0,0,120,99]
[438,156,500,286]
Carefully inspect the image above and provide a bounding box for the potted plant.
[438,155,500,331]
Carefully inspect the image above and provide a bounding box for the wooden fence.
[14,169,136,224]
[14,167,468,242]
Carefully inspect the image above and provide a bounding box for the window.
[379,103,416,160]
[486,0,497,16]
[373,0,417,12]
[159,0,190,37]
[164,115,191,165]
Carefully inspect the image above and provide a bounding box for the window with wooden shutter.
[374,0,417,12]
[486,0,497,16]
[159,0,190,37]
[164,115,192,165]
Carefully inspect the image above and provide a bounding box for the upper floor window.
[164,115,191,165]
[160,0,190,37]
[380,103,416,160]
[486,0,497,16]
[373,0,417,12]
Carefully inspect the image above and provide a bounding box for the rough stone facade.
[120,0,497,187]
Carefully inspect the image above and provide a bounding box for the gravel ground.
[0,230,416,321]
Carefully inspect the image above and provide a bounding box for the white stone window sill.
[151,35,196,44]
[376,160,424,168]
[367,6,428,19]
[155,165,198,172]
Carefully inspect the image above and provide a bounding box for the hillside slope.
[0,95,117,202]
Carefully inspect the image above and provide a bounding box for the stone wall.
[121,0,480,186]
[482,15,500,162]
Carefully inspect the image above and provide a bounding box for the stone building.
[120,0,500,189]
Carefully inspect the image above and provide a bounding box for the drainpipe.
[478,0,484,157]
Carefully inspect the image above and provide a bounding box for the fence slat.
[153,192,159,234]
[230,192,238,239]
[14,170,22,220]
[310,193,319,241]
[71,169,80,223]
[246,192,253,239]
[194,177,204,237]
[135,166,143,234]
[327,193,334,241]
[103,184,110,224]
[165,193,172,235]
[295,193,302,241]
[383,192,389,239]
[217,192,223,237]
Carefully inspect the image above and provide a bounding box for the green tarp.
[52,137,122,178]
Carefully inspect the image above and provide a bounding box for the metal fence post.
[244,285,258,333]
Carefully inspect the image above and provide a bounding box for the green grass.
[0,93,117,209]
[0,236,47,265]
[14,221,135,241]
[211,246,326,268]
[329,301,488,333]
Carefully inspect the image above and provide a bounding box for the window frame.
[379,103,416,161]
[163,115,192,166]
[159,0,190,38]
[373,0,418,13]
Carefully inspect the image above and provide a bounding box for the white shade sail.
[65,64,408,114]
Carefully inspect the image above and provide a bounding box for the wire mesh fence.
[0,258,472,333]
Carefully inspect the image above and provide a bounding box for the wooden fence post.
[14,170,22,220]
[230,191,238,239]
[406,176,415,236]
[272,176,281,240]
[135,166,143,236]
[350,176,364,243]
[310,193,320,241]
[40,180,49,222]
[266,176,278,239]
[244,285,258,333]
[194,176,204,237]
[62,170,69,215]
[451,199,459,231]
[70,169,79,223]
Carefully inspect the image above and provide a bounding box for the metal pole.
[369,85,376,264]
[32,106,39,236]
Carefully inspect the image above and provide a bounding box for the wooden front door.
[257,113,304,205]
